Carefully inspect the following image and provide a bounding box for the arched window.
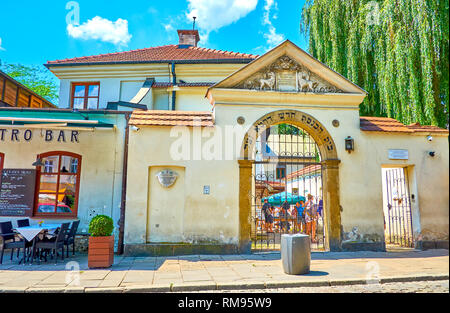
[35,151,81,217]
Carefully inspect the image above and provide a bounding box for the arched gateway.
[206,40,368,253]
[238,110,341,252]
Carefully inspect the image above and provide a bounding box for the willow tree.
[301,0,449,128]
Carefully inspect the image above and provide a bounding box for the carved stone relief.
[235,55,343,93]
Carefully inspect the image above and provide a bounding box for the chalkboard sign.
[0,169,36,216]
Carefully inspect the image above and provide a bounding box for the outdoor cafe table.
[14,224,61,264]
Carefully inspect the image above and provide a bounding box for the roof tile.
[360,116,448,134]
[47,45,258,65]
[129,110,214,127]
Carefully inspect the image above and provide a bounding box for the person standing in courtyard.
[267,205,274,232]
[295,201,305,233]
[305,194,316,241]
[279,200,291,232]
[261,199,271,232]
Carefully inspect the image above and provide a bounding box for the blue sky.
[0,0,308,67]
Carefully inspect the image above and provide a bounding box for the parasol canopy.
[262,192,305,205]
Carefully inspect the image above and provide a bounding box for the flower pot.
[88,235,114,268]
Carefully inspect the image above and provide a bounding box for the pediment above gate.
[208,40,367,96]
[234,55,343,93]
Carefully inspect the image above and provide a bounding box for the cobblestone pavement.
[198,280,449,293]
[0,249,448,292]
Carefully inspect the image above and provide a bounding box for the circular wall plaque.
[332,119,340,127]
[237,116,245,125]
[156,169,178,188]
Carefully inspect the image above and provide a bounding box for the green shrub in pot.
[88,215,114,237]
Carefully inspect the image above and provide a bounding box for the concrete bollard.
[281,234,310,275]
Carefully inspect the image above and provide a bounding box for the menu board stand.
[0,169,36,217]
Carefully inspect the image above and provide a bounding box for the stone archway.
[238,109,341,252]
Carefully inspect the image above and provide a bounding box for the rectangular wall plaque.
[388,149,409,160]
[276,71,297,91]
[0,169,36,216]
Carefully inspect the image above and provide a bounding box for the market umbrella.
[262,192,305,205]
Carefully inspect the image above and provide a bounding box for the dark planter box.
[88,236,114,268]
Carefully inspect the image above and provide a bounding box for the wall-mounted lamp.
[32,158,45,167]
[345,136,354,153]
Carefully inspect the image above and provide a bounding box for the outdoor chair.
[15,219,31,258]
[64,220,80,257]
[17,219,30,227]
[0,221,31,265]
[35,222,70,264]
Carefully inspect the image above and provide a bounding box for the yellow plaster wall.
[124,99,449,246]
[124,126,240,245]
[213,103,449,243]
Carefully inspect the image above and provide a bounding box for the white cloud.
[186,0,258,42]
[163,23,174,32]
[0,37,5,51]
[262,0,284,49]
[67,16,132,47]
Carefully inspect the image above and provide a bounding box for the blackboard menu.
[0,169,36,216]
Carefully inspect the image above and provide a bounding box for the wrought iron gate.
[251,123,325,252]
[384,168,414,247]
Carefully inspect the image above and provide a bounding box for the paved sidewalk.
[0,249,448,292]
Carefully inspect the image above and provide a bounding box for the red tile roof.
[255,181,286,188]
[129,110,214,127]
[152,82,214,88]
[406,122,449,134]
[46,45,258,66]
[360,116,448,134]
[360,116,413,133]
[287,164,322,180]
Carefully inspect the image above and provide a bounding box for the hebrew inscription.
[242,110,336,158]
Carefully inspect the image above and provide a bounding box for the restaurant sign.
[0,128,80,143]
[0,169,36,216]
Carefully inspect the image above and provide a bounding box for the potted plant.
[88,215,114,268]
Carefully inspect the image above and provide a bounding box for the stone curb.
[172,282,217,292]
[1,274,448,293]
[26,287,66,293]
[379,274,449,284]
[216,281,266,291]
[123,284,171,293]
[85,287,125,293]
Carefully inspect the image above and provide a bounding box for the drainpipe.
[171,62,176,110]
[117,112,130,255]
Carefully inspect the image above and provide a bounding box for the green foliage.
[0,62,59,105]
[89,215,114,237]
[301,0,449,128]
[277,123,303,135]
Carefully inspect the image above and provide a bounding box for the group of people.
[260,194,323,243]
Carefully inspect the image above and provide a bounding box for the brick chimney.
[177,30,200,47]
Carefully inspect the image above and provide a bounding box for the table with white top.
[14,224,61,264]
